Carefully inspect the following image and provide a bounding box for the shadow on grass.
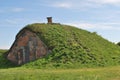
[0,51,18,69]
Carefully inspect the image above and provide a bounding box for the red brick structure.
[47,17,52,24]
[7,29,48,65]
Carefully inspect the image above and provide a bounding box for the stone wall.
[7,29,48,65]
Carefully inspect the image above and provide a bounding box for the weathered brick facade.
[47,17,52,24]
[7,29,48,65]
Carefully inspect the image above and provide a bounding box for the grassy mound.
[20,23,120,68]
[0,50,16,68]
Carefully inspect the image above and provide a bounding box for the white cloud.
[89,0,120,5]
[0,19,25,27]
[0,7,25,13]
[65,22,120,30]
[5,19,18,24]
[0,46,10,49]
[51,1,93,9]
[51,0,120,9]
[11,8,24,12]
[52,2,72,8]
[2,18,43,27]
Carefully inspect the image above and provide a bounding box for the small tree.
[117,42,120,46]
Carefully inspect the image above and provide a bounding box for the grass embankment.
[0,50,16,68]
[22,23,120,68]
[1,24,120,69]
[0,24,120,80]
[0,66,120,80]
[1,49,120,80]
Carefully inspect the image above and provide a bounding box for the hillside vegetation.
[1,23,120,80]
[19,23,120,68]
[0,23,120,68]
[0,50,16,68]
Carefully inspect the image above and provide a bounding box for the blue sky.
[0,0,120,49]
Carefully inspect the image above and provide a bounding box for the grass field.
[1,24,120,80]
[0,66,120,80]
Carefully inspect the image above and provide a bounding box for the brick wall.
[7,30,48,65]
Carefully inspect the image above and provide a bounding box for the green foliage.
[0,50,16,68]
[0,24,120,79]
[117,42,120,46]
[20,23,120,68]
[1,23,120,69]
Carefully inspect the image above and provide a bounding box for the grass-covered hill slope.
[19,23,120,68]
[0,50,16,68]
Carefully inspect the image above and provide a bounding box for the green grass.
[1,24,120,80]
[1,23,120,68]
[0,66,120,80]
[20,23,120,68]
[0,50,16,68]
[0,49,7,54]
